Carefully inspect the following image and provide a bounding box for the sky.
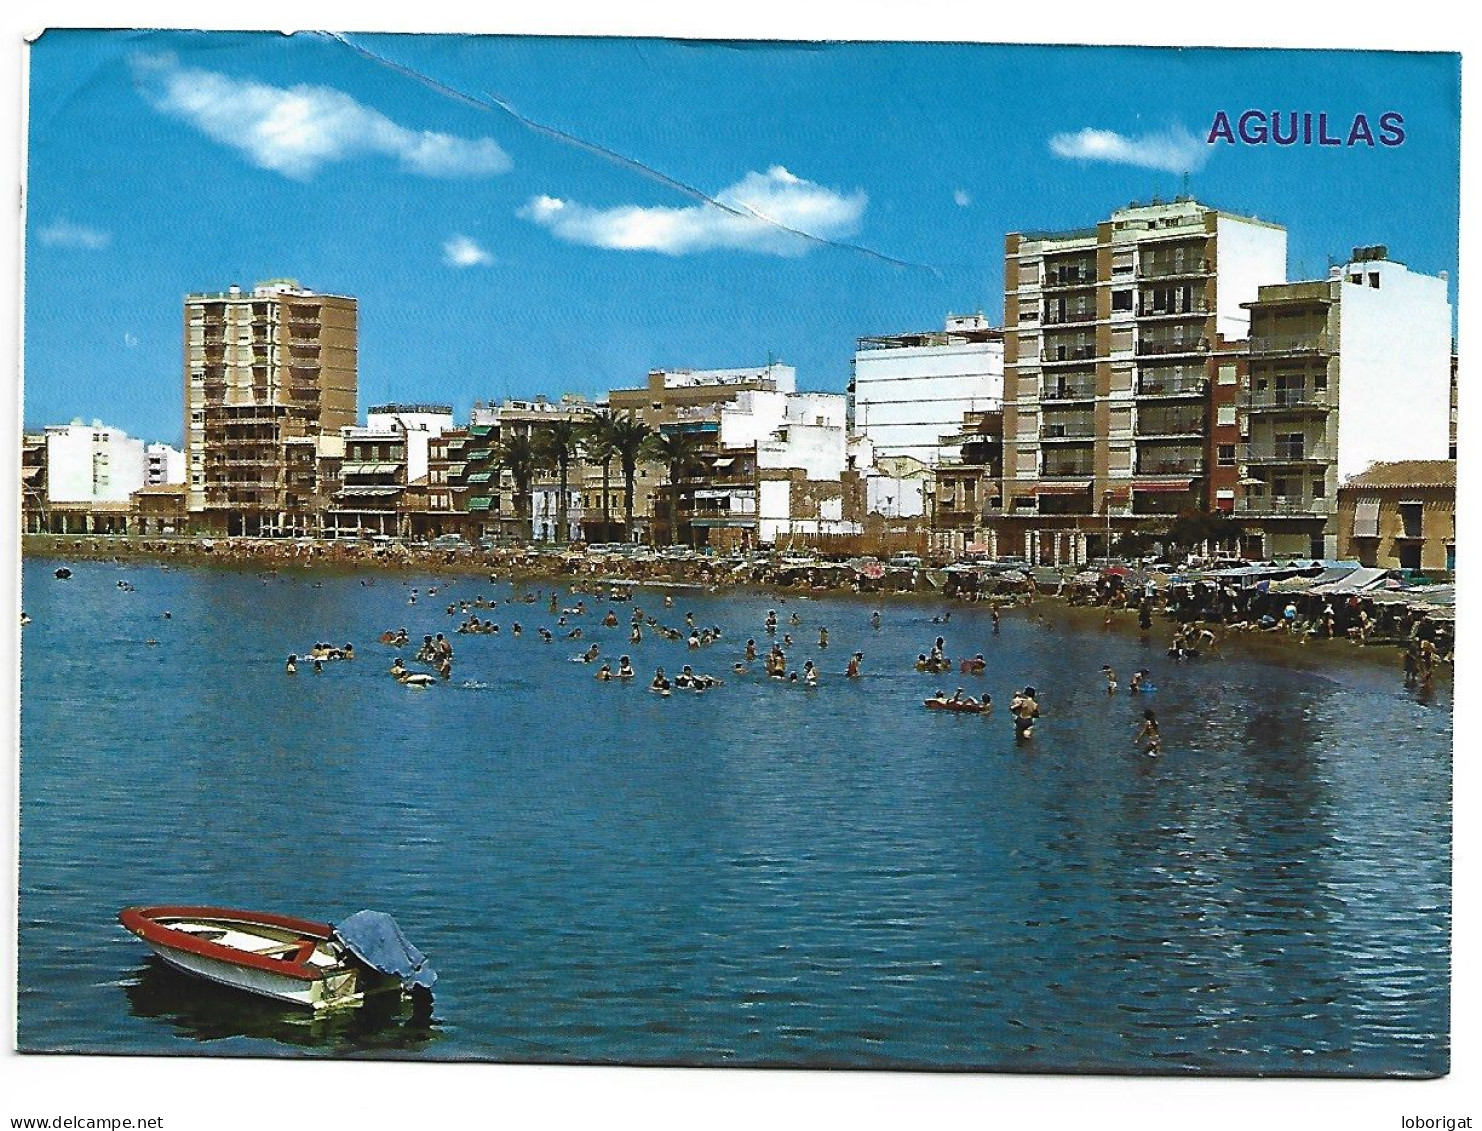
[23,30,1461,446]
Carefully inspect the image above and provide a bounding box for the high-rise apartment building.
[999,199,1287,565]
[184,279,357,535]
[1238,248,1452,558]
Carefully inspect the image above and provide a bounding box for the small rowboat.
[923,699,990,714]
[119,905,435,1011]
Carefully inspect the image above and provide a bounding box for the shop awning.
[465,471,492,484]
[467,496,493,511]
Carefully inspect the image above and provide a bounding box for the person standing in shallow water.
[1010,686,1039,740]
[1134,709,1161,756]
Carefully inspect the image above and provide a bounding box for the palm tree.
[608,415,653,544]
[645,429,704,546]
[581,409,621,543]
[537,419,583,545]
[493,430,550,542]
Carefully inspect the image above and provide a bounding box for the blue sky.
[24,30,1460,445]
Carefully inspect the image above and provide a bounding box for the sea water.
[17,557,1451,1073]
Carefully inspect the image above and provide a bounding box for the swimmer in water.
[596,663,613,681]
[803,660,818,686]
[846,652,863,678]
[618,656,635,679]
[871,610,881,630]
[1102,665,1117,693]
[1129,669,1147,694]
[818,627,828,648]
[745,639,758,662]
[285,654,298,675]
[651,668,671,692]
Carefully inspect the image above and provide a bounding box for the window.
[1216,405,1237,427]
[1369,272,1381,289]
[1399,501,1424,539]
[1112,290,1133,312]
[1311,478,1325,498]
[1218,364,1237,386]
[1314,373,1328,391]
[1217,444,1236,466]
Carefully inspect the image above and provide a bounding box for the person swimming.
[745,639,758,662]
[846,652,863,678]
[1102,665,1118,693]
[596,663,613,681]
[651,668,671,692]
[618,656,635,679]
[870,610,881,630]
[818,627,829,648]
[285,654,298,675]
[803,660,818,686]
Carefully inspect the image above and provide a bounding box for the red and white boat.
[119,905,435,1011]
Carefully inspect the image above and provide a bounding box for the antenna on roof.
[1179,171,1191,200]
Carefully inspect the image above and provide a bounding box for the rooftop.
[1343,460,1456,490]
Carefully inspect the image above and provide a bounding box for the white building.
[531,485,584,543]
[1240,248,1453,557]
[364,403,456,485]
[145,442,186,485]
[852,313,1004,465]
[43,420,148,503]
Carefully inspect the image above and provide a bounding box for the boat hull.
[120,905,385,1011]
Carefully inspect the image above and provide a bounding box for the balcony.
[1245,386,1333,411]
[1135,456,1205,476]
[1041,266,1097,289]
[1236,495,1330,517]
[1249,332,1334,356]
[1137,375,1207,397]
[1040,421,1096,441]
[1137,338,1210,357]
[1041,345,1097,365]
[1040,377,1098,401]
[1041,461,1095,478]
[1244,442,1330,465]
[1137,300,1210,320]
[1136,412,1206,438]
[1042,309,1097,325]
[1138,257,1212,279]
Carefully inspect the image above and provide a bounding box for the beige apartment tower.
[184,280,357,535]
[999,198,1287,565]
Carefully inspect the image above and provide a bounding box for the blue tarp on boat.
[333,911,437,989]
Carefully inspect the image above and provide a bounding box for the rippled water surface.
[17,558,1451,1074]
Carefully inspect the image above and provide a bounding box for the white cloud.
[1047,124,1208,174]
[38,219,111,249]
[443,234,493,268]
[130,52,511,180]
[953,189,971,208]
[518,166,866,256]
